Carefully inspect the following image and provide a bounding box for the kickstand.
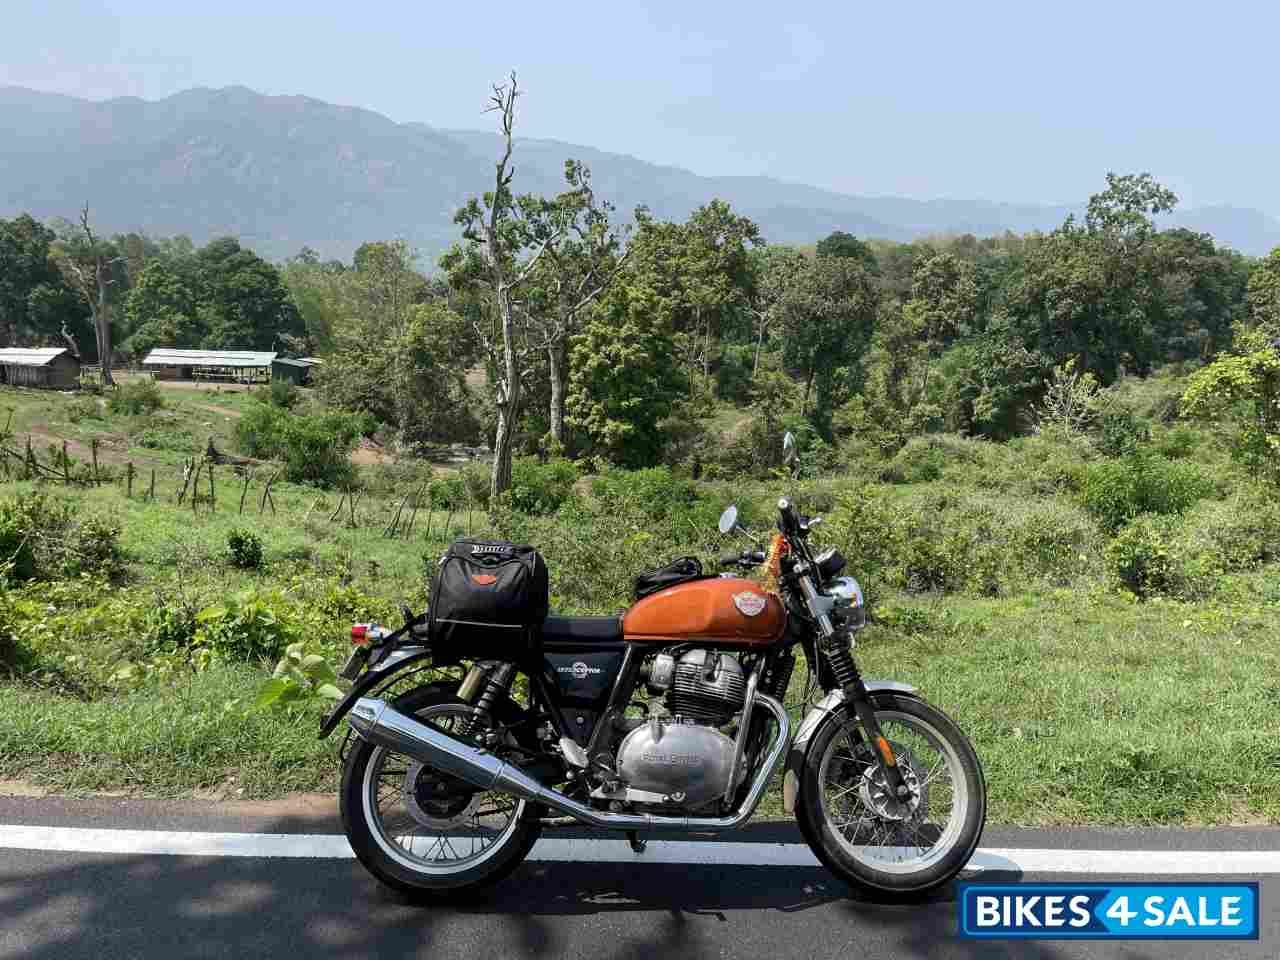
[626,831,647,854]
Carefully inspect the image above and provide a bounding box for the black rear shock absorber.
[469,661,516,733]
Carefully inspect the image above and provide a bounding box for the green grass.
[2,382,1279,824]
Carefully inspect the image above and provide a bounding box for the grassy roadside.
[2,378,1280,825]
[4,576,1278,824]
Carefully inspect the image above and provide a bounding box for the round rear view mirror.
[782,431,797,463]
[718,505,739,535]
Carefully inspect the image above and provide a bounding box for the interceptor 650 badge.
[733,591,767,617]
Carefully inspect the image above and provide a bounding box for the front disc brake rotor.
[402,760,482,829]
[858,743,924,822]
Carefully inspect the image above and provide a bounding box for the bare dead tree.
[448,73,565,499]
[53,206,122,385]
[58,322,81,361]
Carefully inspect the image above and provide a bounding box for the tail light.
[351,624,370,645]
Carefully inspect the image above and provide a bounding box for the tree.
[1181,332,1280,479]
[567,282,686,466]
[901,249,980,401]
[50,206,124,382]
[194,239,302,350]
[519,161,630,451]
[777,256,878,431]
[625,203,759,399]
[1247,248,1280,336]
[442,73,565,499]
[0,214,80,347]
[746,245,807,375]
[815,230,880,273]
[124,259,199,356]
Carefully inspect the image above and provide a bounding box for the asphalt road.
[0,796,1276,960]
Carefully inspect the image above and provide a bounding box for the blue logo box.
[956,883,1259,940]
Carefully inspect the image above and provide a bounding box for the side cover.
[622,577,785,646]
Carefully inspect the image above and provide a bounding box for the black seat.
[541,614,624,644]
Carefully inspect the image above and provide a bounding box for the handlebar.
[777,497,800,536]
[719,549,766,568]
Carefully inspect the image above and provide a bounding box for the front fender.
[781,680,919,814]
[319,646,435,738]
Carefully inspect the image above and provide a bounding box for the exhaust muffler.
[347,694,789,833]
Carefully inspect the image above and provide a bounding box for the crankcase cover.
[616,720,736,808]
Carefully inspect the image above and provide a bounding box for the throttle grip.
[719,550,742,566]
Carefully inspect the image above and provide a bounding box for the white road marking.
[1,824,1278,874]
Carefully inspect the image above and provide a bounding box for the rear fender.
[781,681,920,814]
[319,646,435,738]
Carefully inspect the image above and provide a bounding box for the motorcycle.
[321,433,986,897]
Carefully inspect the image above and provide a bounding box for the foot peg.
[627,831,647,854]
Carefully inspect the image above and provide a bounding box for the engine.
[646,649,746,725]
[613,649,748,808]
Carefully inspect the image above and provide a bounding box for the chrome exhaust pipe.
[347,694,790,833]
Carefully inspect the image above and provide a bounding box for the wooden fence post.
[62,441,70,485]
[207,461,215,511]
[239,471,251,515]
[149,468,155,501]
[91,439,99,484]
[126,462,134,498]
[190,459,202,514]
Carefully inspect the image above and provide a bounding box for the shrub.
[0,492,122,582]
[1093,408,1151,457]
[107,379,164,416]
[1104,515,1183,598]
[1151,424,1198,461]
[879,438,945,484]
[194,590,298,663]
[1179,487,1280,572]
[591,466,703,522]
[502,457,579,515]
[66,396,102,423]
[427,475,468,509]
[226,529,264,570]
[259,379,299,409]
[1080,450,1214,532]
[234,402,366,487]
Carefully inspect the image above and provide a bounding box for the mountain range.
[4,84,1279,263]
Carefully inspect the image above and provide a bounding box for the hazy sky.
[3,0,1278,213]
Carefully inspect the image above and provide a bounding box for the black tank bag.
[428,538,549,665]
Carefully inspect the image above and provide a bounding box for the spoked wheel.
[340,683,542,897]
[796,693,985,895]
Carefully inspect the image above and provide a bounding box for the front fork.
[842,675,911,801]
[796,574,911,801]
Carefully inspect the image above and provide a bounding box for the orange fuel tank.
[622,577,786,647]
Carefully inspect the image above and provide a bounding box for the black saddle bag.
[633,556,708,600]
[428,538,549,665]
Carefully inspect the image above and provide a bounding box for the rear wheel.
[796,693,985,895]
[340,683,542,897]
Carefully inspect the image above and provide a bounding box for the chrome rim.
[818,709,968,875]
[361,702,525,874]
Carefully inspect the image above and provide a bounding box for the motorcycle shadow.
[380,859,1027,918]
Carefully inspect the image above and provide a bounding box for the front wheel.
[796,693,985,895]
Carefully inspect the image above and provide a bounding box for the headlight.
[826,576,865,629]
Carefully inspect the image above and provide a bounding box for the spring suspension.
[469,661,516,732]
[822,632,860,688]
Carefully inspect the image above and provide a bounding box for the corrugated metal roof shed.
[142,349,276,368]
[0,347,71,367]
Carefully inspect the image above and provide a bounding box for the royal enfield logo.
[641,753,703,766]
[733,591,768,617]
[557,661,601,680]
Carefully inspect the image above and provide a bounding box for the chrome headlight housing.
[826,576,865,629]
